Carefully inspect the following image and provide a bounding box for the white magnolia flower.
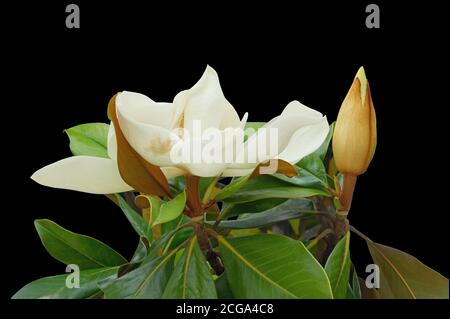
[30,125,184,194]
[31,66,329,194]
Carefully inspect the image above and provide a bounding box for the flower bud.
[332,67,377,175]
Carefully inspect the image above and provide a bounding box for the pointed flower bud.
[332,67,377,176]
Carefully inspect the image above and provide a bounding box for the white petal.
[174,65,241,132]
[181,163,229,177]
[160,166,187,179]
[281,100,324,118]
[116,91,182,129]
[278,117,329,163]
[231,101,327,167]
[31,156,133,194]
[108,121,185,179]
[116,92,180,167]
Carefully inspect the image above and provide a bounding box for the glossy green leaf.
[216,161,297,201]
[102,250,176,298]
[35,219,127,269]
[220,198,287,220]
[367,241,449,299]
[273,168,326,190]
[215,175,251,201]
[219,234,332,298]
[325,231,351,299]
[199,177,215,199]
[223,175,329,203]
[117,194,152,240]
[12,267,118,299]
[169,176,186,194]
[244,122,265,140]
[162,237,217,298]
[297,155,328,184]
[131,237,150,263]
[346,264,361,299]
[65,123,109,158]
[215,273,234,299]
[153,191,186,227]
[275,156,329,191]
[161,215,194,251]
[215,199,315,229]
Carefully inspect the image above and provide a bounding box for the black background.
[4,0,448,303]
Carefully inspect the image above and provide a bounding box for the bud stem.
[194,224,224,275]
[339,174,357,212]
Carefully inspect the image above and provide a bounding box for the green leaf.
[367,241,449,299]
[117,195,152,241]
[325,231,351,299]
[297,155,328,184]
[161,215,194,251]
[12,267,118,299]
[199,177,215,199]
[102,250,176,298]
[153,191,186,227]
[215,273,235,299]
[131,237,150,263]
[216,160,298,201]
[215,199,315,229]
[35,219,127,269]
[215,175,251,201]
[220,198,287,220]
[169,176,186,194]
[223,175,329,203]
[244,122,265,140]
[275,156,329,191]
[219,234,333,298]
[273,167,325,190]
[346,264,361,299]
[162,237,217,298]
[65,123,109,158]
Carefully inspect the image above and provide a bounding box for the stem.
[306,228,335,250]
[186,175,203,217]
[339,174,357,211]
[213,204,234,229]
[194,224,224,275]
[349,225,372,242]
[124,192,141,214]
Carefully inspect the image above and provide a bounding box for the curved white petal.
[278,117,329,163]
[281,100,324,118]
[116,91,182,129]
[116,92,180,167]
[181,163,229,177]
[31,156,133,194]
[174,65,241,133]
[160,166,187,179]
[231,100,327,167]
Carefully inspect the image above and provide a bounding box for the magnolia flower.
[30,125,184,194]
[333,66,377,176]
[31,66,329,194]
